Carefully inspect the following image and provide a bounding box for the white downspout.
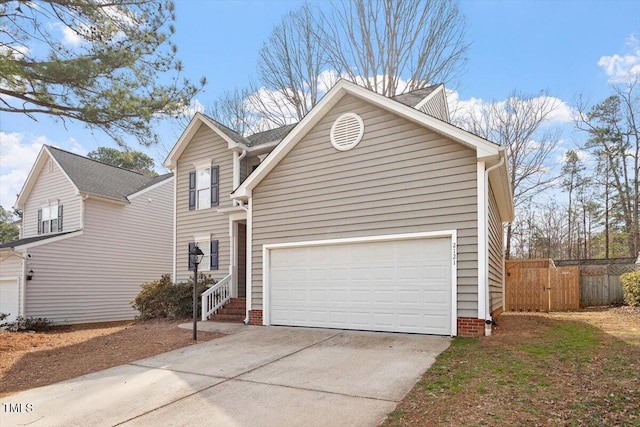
[237,200,250,324]
[233,150,248,207]
[483,154,505,336]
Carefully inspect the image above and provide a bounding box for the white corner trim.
[261,230,458,332]
[477,161,488,320]
[245,199,253,324]
[172,165,177,282]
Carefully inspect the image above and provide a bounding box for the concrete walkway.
[1,323,450,427]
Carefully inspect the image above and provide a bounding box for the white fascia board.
[234,80,501,199]
[83,193,129,206]
[487,150,515,222]
[13,230,83,250]
[232,84,346,198]
[127,175,173,200]
[15,146,79,209]
[164,113,249,168]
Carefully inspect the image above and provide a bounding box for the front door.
[237,222,246,298]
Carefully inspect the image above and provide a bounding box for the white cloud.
[69,138,88,156]
[0,132,44,208]
[176,98,205,118]
[0,133,88,208]
[61,25,84,47]
[447,90,574,127]
[598,34,640,83]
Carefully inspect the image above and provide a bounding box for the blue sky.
[1,0,639,208]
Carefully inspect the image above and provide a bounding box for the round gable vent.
[330,113,364,151]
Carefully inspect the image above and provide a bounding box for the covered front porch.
[201,207,247,322]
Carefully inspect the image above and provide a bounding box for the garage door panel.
[0,279,20,323]
[269,237,452,335]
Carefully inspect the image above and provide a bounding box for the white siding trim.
[262,230,458,335]
[477,161,487,320]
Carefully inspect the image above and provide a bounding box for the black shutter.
[58,205,63,231]
[37,209,42,234]
[210,240,219,270]
[188,171,196,210]
[188,242,195,271]
[210,166,219,207]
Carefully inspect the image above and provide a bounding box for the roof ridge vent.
[330,112,364,151]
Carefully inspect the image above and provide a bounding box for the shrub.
[621,271,640,307]
[132,274,215,320]
[0,314,54,332]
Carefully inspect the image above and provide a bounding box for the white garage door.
[0,279,20,323]
[268,237,453,335]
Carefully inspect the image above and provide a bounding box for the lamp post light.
[191,245,205,341]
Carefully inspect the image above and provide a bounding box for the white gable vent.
[330,113,364,151]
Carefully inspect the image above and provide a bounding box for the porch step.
[208,298,245,323]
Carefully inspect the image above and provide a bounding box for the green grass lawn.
[384,308,640,426]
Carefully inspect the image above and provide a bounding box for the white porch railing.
[201,274,232,321]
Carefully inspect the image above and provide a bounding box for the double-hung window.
[188,239,219,271]
[38,203,63,235]
[189,166,219,210]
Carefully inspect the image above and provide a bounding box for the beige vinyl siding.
[252,94,479,318]
[175,124,235,283]
[22,156,82,238]
[487,185,504,313]
[0,253,24,317]
[419,90,449,122]
[24,180,173,324]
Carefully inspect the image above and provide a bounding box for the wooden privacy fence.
[579,263,639,306]
[505,260,580,312]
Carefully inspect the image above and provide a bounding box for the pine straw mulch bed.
[0,319,223,398]
[384,306,640,427]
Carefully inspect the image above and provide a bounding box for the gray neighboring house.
[0,146,173,324]
[165,80,513,337]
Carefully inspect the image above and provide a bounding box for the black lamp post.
[191,245,205,340]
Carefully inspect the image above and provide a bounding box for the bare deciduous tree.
[321,0,469,97]
[455,91,561,258]
[255,3,325,126]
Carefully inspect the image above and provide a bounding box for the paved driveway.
[2,324,450,427]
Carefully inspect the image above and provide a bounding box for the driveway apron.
[1,325,450,427]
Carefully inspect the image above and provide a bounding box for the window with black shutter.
[210,240,219,270]
[210,166,219,207]
[188,242,195,271]
[188,171,196,210]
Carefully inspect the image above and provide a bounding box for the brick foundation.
[248,310,263,325]
[457,317,486,337]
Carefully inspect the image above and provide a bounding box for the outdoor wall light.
[191,245,205,340]
[26,269,34,281]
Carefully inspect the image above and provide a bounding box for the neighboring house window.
[188,166,219,210]
[38,203,63,235]
[188,240,219,271]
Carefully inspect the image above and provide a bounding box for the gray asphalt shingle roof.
[392,85,441,108]
[47,146,173,202]
[247,124,297,147]
[200,84,442,150]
